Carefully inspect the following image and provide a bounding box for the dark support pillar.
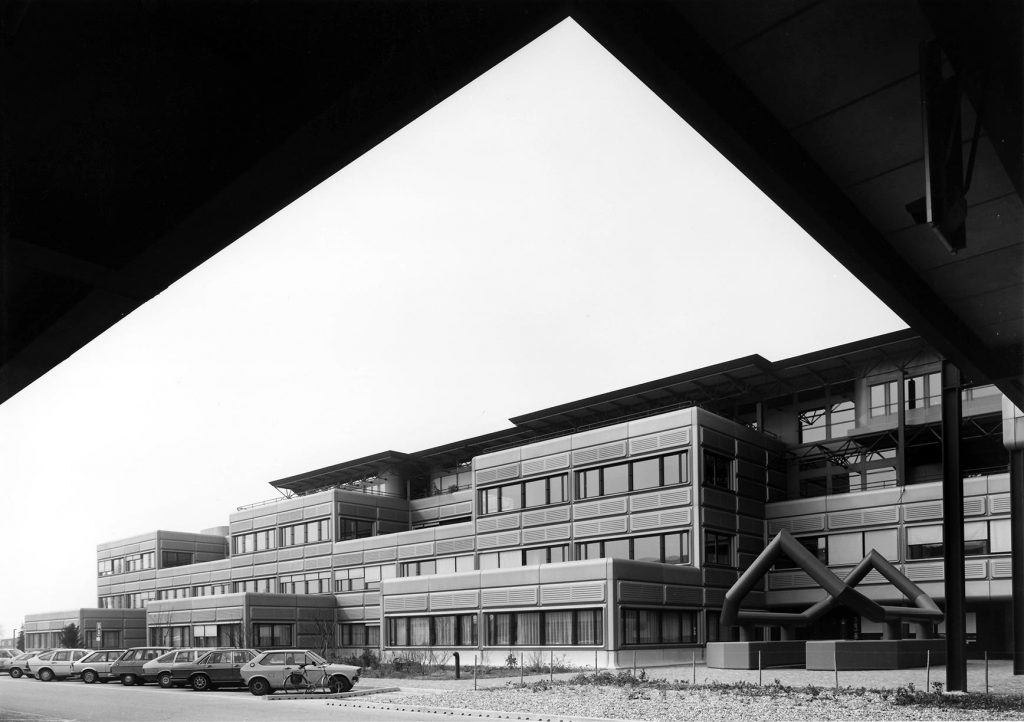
[1011,448,1024,674]
[941,361,966,692]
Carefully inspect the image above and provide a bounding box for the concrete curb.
[265,685,401,701]
[325,698,645,722]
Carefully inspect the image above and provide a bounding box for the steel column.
[941,361,966,691]
[1011,448,1024,674]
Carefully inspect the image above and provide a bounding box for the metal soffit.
[4,1,1020,408]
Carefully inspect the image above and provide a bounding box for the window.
[192,583,230,597]
[253,623,292,648]
[124,552,154,572]
[279,571,332,594]
[798,408,827,443]
[97,558,124,577]
[280,518,332,547]
[233,578,275,593]
[232,529,276,554]
[575,532,689,564]
[479,545,569,570]
[702,451,733,490]
[339,623,381,648]
[99,595,125,609]
[704,531,734,566]
[870,380,898,417]
[150,626,191,647]
[800,401,855,443]
[399,559,438,577]
[908,522,1009,560]
[479,474,568,515]
[335,564,395,591]
[905,372,941,411]
[161,551,194,568]
[338,517,375,541]
[622,609,697,645]
[575,453,689,501]
[906,525,943,559]
[126,591,156,608]
[387,615,476,646]
[484,610,602,646]
[155,587,190,600]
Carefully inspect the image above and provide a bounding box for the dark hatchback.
[171,649,259,690]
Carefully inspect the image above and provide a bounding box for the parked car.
[7,651,44,679]
[70,649,126,683]
[0,648,23,674]
[109,647,171,685]
[26,649,91,681]
[240,649,360,696]
[142,648,211,688]
[173,648,259,691]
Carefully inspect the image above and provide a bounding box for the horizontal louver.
[991,495,1011,514]
[629,508,689,532]
[965,561,988,579]
[904,502,942,521]
[334,552,363,566]
[522,524,570,544]
[482,586,538,607]
[665,586,703,606]
[477,514,521,533]
[476,463,520,486]
[476,531,520,549]
[441,502,472,518]
[541,582,605,604]
[521,459,545,476]
[992,559,1012,578]
[964,497,985,516]
[862,508,899,525]
[630,487,689,512]
[545,453,570,471]
[769,571,813,590]
[430,590,479,610]
[363,547,397,563]
[619,582,662,604]
[905,564,944,582]
[398,542,435,559]
[574,517,628,538]
[435,537,475,555]
[384,594,428,612]
[522,506,571,528]
[574,497,628,520]
[573,441,627,466]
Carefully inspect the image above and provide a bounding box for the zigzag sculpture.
[720,530,943,627]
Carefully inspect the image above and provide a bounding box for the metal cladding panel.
[435,537,475,555]
[630,486,690,512]
[904,501,943,522]
[278,509,303,524]
[482,586,539,607]
[440,501,472,518]
[991,495,1011,514]
[521,524,570,545]
[477,514,522,533]
[430,590,480,611]
[210,569,232,582]
[476,531,521,549]
[700,427,735,454]
[702,488,735,512]
[665,585,703,606]
[398,542,436,559]
[304,503,333,519]
[629,508,690,533]
[365,592,380,606]
[335,592,366,607]
[964,497,986,516]
[333,551,364,567]
[304,542,333,558]
[252,514,277,530]
[540,582,605,605]
[336,607,366,621]
[768,516,825,534]
[303,556,332,571]
[233,519,254,533]
[965,561,988,579]
[475,447,521,471]
[574,497,628,520]
[191,609,217,623]
[618,581,663,604]
[992,559,1013,578]
[278,547,304,561]
[573,517,628,539]
[384,594,428,613]
[702,508,734,530]
[522,452,570,477]
[277,559,303,574]
[572,440,627,466]
[364,547,397,563]
[704,588,726,607]
[519,436,573,461]
[250,606,296,621]
[627,409,693,438]
[521,506,571,528]
[475,462,521,485]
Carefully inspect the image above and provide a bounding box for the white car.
[0,648,23,674]
[27,649,91,681]
[71,649,125,683]
[240,649,360,696]
[142,648,209,688]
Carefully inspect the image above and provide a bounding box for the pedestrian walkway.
[357,659,1024,696]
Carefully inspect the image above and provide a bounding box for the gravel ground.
[359,684,1024,721]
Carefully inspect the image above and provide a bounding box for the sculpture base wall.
[806,639,946,670]
[706,641,806,669]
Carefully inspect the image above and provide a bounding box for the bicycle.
[282,663,331,694]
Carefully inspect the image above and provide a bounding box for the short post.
[550,650,553,682]
[833,648,839,689]
[519,652,523,685]
[985,651,989,696]
[595,649,598,672]
[454,651,460,679]
[758,650,762,686]
[692,652,696,684]
[474,655,477,691]
[633,650,637,677]
[926,650,931,690]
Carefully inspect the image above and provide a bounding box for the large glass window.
[479,474,568,515]
[484,610,602,646]
[800,401,855,443]
[479,545,568,570]
[97,557,124,577]
[281,518,332,546]
[575,453,689,500]
[702,451,733,490]
[704,531,734,566]
[161,551,194,568]
[386,615,476,646]
[233,529,276,554]
[125,552,154,572]
[870,380,898,417]
[575,532,690,565]
[253,623,292,648]
[233,577,274,593]
[906,525,943,560]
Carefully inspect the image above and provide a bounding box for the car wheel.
[39,669,54,682]
[248,677,271,696]
[158,672,173,689]
[333,675,353,693]
[10,668,22,679]
[121,673,137,686]
[82,670,98,684]
[191,674,211,691]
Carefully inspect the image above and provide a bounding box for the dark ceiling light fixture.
[905,40,985,254]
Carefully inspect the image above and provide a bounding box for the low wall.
[806,639,946,670]
[706,641,806,669]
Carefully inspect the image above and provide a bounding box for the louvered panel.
[574,520,602,538]
[904,502,943,522]
[365,592,380,606]
[573,447,600,465]
[476,468,499,484]
[619,582,663,604]
[540,586,572,604]
[773,516,825,534]
[992,559,1013,578]
[991,495,1011,514]
[862,508,899,525]
[482,587,537,607]
[861,570,886,585]
[965,561,988,579]
[571,583,605,602]
[630,487,690,512]
[963,497,986,517]
[435,537,475,555]
[363,547,397,563]
[658,428,690,449]
[430,590,479,610]
[477,514,521,534]
[629,508,689,532]
[829,511,862,529]
[630,435,659,455]
[522,527,548,545]
[704,589,725,606]
[543,524,570,541]
[574,497,629,520]
[521,459,546,476]
[598,441,627,460]
[476,463,520,486]
[905,564,944,582]
[665,586,703,606]
[441,502,472,518]
[334,552,363,566]
[398,542,435,559]
[384,594,428,612]
[522,506,571,527]
[769,571,813,590]
[544,453,570,472]
[476,530,520,549]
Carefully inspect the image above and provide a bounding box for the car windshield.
[306,651,326,665]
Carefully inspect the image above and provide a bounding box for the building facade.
[23,331,1016,665]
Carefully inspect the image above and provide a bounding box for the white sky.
[0,19,906,638]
